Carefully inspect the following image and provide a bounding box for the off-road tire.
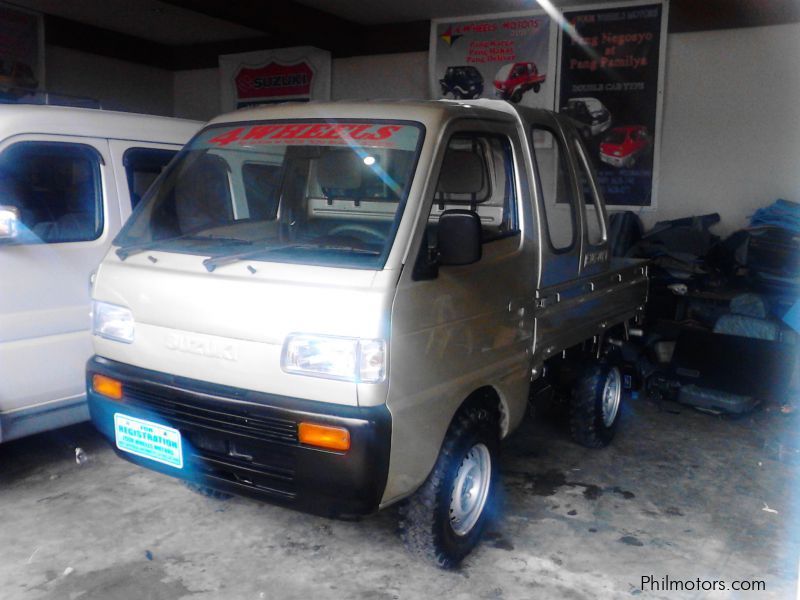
[569,363,622,448]
[399,405,499,569]
[184,480,232,500]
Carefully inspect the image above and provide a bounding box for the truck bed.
[532,258,649,364]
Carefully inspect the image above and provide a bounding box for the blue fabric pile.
[750,199,800,234]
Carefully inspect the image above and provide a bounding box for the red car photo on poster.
[493,62,546,103]
[599,125,653,168]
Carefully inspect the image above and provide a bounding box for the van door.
[108,140,180,222]
[385,119,536,502]
[0,135,118,439]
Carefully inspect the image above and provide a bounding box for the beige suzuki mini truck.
[86,99,648,568]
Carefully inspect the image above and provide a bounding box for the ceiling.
[7,0,264,44]
[8,0,606,44]
[293,0,594,25]
[7,0,800,70]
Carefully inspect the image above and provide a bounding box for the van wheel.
[184,480,232,500]
[399,406,499,569]
[569,363,622,448]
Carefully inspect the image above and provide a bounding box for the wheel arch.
[456,385,509,438]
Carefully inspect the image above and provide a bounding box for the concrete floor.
[0,396,797,600]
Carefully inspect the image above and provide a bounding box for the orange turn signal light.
[92,374,123,401]
[298,422,350,452]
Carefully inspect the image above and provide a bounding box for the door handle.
[535,292,560,309]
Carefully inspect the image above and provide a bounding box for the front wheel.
[510,89,523,103]
[533,82,541,93]
[569,363,623,448]
[400,406,499,569]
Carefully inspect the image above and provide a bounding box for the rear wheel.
[400,405,499,569]
[533,82,541,93]
[510,89,523,103]
[569,363,623,448]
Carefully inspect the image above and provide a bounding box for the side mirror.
[438,209,482,266]
[0,205,20,241]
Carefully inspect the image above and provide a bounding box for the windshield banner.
[199,122,421,151]
[557,3,667,207]
[430,11,556,110]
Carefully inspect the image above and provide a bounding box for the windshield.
[495,64,512,80]
[604,130,627,145]
[115,120,424,270]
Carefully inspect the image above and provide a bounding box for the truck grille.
[123,383,299,446]
[122,382,299,501]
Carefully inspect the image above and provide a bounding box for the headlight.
[281,334,386,383]
[92,300,134,343]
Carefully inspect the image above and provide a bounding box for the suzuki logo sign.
[235,61,314,106]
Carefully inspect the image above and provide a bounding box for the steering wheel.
[327,223,386,243]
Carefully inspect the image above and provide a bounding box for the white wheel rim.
[449,443,492,536]
[602,367,622,427]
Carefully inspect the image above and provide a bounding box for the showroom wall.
[172,51,429,120]
[45,45,174,116]
[169,22,799,235]
[654,22,800,233]
[49,20,800,236]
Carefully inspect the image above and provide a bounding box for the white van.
[0,105,200,442]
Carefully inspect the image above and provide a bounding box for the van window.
[428,132,518,243]
[0,142,102,244]
[242,162,281,220]
[531,127,576,251]
[573,139,605,245]
[123,147,177,209]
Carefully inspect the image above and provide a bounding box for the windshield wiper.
[116,234,252,261]
[202,243,381,272]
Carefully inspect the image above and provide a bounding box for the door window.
[428,132,519,244]
[531,127,577,251]
[573,139,606,245]
[123,147,177,209]
[0,142,103,244]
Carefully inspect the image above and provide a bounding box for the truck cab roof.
[208,99,551,131]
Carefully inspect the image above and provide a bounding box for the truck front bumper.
[87,355,391,517]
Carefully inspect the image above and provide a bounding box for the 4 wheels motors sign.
[235,62,314,106]
[220,46,331,111]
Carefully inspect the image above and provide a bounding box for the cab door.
[527,114,587,364]
[0,134,118,437]
[384,118,536,502]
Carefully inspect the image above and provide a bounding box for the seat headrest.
[437,150,485,195]
[318,151,363,190]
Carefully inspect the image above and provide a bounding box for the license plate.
[114,413,183,469]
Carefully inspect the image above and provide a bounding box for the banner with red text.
[0,2,43,100]
[430,12,556,110]
[219,46,331,112]
[558,3,667,207]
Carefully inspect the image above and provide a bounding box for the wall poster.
[558,2,667,207]
[219,46,331,112]
[0,2,44,100]
[429,2,667,208]
[430,12,557,110]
